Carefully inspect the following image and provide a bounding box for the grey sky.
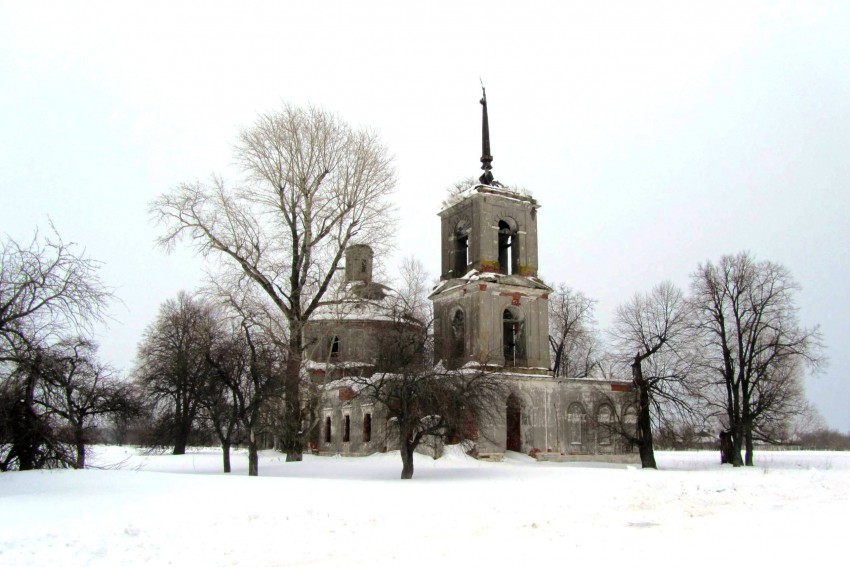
[2,1,847,430]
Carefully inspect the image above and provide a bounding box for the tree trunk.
[74,426,86,469]
[283,333,304,462]
[173,423,190,455]
[744,426,754,466]
[399,422,415,479]
[729,426,744,467]
[400,441,414,480]
[248,430,259,476]
[221,441,231,473]
[632,356,657,469]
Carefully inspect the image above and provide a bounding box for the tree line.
[549,252,824,469]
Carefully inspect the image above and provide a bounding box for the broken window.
[363,413,372,443]
[502,308,525,366]
[330,336,340,358]
[343,415,350,443]
[451,308,465,362]
[324,416,332,444]
[498,220,518,275]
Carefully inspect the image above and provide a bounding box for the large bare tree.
[610,281,691,469]
[690,252,823,466]
[135,291,217,455]
[152,104,395,461]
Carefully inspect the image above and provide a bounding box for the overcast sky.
[2,1,848,431]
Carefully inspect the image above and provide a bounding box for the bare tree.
[134,292,217,455]
[0,227,112,471]
[0,227,111,358]
[690,252,823,466]
[35,338,137,468]
[152,104,395,461]
[548,284,599,378]
[610,281,691,469]
[351,258,505,479]
[204,306,284,476]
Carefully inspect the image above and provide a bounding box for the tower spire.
[479,82,495,185]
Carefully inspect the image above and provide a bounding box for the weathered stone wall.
[305,319,399,366]
[475,375,635,458]
[439,189,541,279]
[317,375,635,460]
[433,280,551,369]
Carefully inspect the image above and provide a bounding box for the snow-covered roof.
[441,183,539,211]
[430,269,552,297]
[310,281,397,322]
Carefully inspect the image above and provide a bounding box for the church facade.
[310,90,636,461]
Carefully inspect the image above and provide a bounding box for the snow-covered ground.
[1,447,848,566]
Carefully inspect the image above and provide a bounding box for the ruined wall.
[439,188,541,279]
[474,375,635,459]
[432,280,551,369]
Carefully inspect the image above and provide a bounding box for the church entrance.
[506,394,521,452]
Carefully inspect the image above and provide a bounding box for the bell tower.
[430,88,551,372]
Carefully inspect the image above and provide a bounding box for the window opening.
[498,220,518,275]
[506,394,522,452]
[330,336,340,358]
[324,416,332,444]
[454,234,468,276]
[451,309,465,362]
[502,309,525,366]
[363,413,372,443]
[568,404,586,445]
[343,415,350,443]
[360,258,367,274]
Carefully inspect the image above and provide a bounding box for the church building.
[311,89,635,461]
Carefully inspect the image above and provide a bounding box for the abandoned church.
[307,90,635,461]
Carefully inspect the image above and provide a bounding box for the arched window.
[568,403,586,446]
[498,220,519,275]
[596,405,614,446]
[623,405,638,437]
[324,416,332,444]
[502,308,525,366]
[363,413,372,443]
[451,308,465,362]
[330,336,340,358]
[343,415,350,443]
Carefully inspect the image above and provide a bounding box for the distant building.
[309,90,635,460]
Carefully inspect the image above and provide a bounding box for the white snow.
[1,447,848,566]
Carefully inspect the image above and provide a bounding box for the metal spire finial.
[479,81,495,185]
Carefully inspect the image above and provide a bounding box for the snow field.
[1,447,848,566]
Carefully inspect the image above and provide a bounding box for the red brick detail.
[611,383,634,392]
[339,387,356,401]
[541,293,549,300]
[500,291,523,306]
[479,284,487,291]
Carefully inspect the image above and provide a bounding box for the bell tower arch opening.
[497,220,519,275]
[454,221,470,277]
